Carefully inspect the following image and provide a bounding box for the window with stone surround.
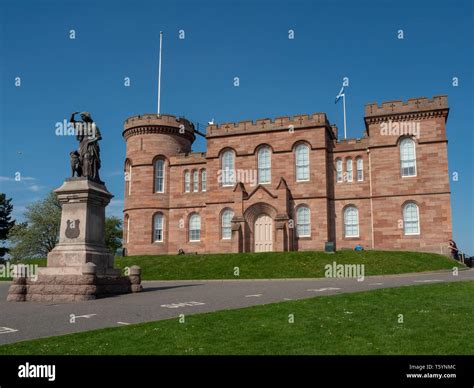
[125,214,130,243]
[189,213,201,241]
[356,157,363,182]
[295,144,310,181]
[346,158,353,182]
[221,150,235,187]
[184,170,190,192]
[221,209,234,239]
[125,159,132,196]
[154,159,165,193]
[153,213,163,242]
[201,169,207,192]
[400,138,417,177]
[296,205,310,237]
[193,170,199,192]
[403,202,420,235]
[336,158,343,183]
[257,146,271,184]
[344,206,359,237]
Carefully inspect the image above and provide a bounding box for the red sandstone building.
[122,95,452,255]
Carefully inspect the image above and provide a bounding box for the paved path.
[0,269,472,345]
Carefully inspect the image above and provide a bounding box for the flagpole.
[342,93,347,139]
[157,31,163,115]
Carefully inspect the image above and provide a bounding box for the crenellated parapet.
[171,152,207,166]
[364,95,449,127]
[334,136,369,151]
[123,114,196,142]
[207,113,331,137]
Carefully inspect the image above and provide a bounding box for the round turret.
[123,113,196,255]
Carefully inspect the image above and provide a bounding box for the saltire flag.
[335,86,345,104]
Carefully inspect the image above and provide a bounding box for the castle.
[122,95,452,255]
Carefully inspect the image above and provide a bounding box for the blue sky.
[0,0,473,253]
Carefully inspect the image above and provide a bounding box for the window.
[336,158,343,183]
[295,144,310,181]
[356,157,363,182]
[400,138,416,177]
[201,170,207,192]
[153,213,163,242]
[125,215,130,243]
[296,206,310,237]
[125,160,132,196]
[346,159,353,182]
[155,159,164,193]
[221,209,234,239]
[403,203,420,235]
[257,146,271,184]
[184,171,190,192]
[344,206,359,237]
[193,170,199,192]
[189,214,201,241]
[221,150,235,186]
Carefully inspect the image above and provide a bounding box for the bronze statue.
[69,112,103,183]
[70,151,81,177]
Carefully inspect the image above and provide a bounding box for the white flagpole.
[157,31,163,115]
[342,93,347,139]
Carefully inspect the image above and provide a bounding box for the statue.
[69,112,102,183]
[70,151,81,177]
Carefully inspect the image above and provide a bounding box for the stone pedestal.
[7,178,142,302]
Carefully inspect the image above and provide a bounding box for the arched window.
[336,158,343,183]
[201,170,207,192]
[356,157,363,182]
[125,160,132,196]
[125,214,130,243]
[193,170,199,192]
[346,158,353,182]
[153,213,163,242]
[189,214,201,241]
[295,144,310,181]
[257,146,271,184]
[296,206,310,237]
[221,209,234,239]
[400,138,416,177]
[344,206,359,237]
[184,171,190,192]
[403,203,420,235]
[221,150,235,186]
[155,159,165,193]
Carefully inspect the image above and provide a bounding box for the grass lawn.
[115,250,461,280]
[0,281,472,355]
[1,251,462,280]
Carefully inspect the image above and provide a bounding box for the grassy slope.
[115,250,461,280]
[1,282,472,355]
[1,251,461,281]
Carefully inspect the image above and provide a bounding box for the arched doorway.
[254,214,273,252]
[243,202,278,252]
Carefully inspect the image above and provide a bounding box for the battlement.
[207,113,330,137]
[365,95,448,117]
[334,136,369,151]
[335,137,365,145]
[123,113,195,142]
[172,152,207,165]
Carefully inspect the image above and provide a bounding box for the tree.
[105,216,123,254]
[9,192,61,260]
[0,193,15,260]
[9,191,123,260]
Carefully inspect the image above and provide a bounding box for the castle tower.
[122,114,195,255]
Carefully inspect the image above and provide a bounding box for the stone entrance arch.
[243,202,278,252]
